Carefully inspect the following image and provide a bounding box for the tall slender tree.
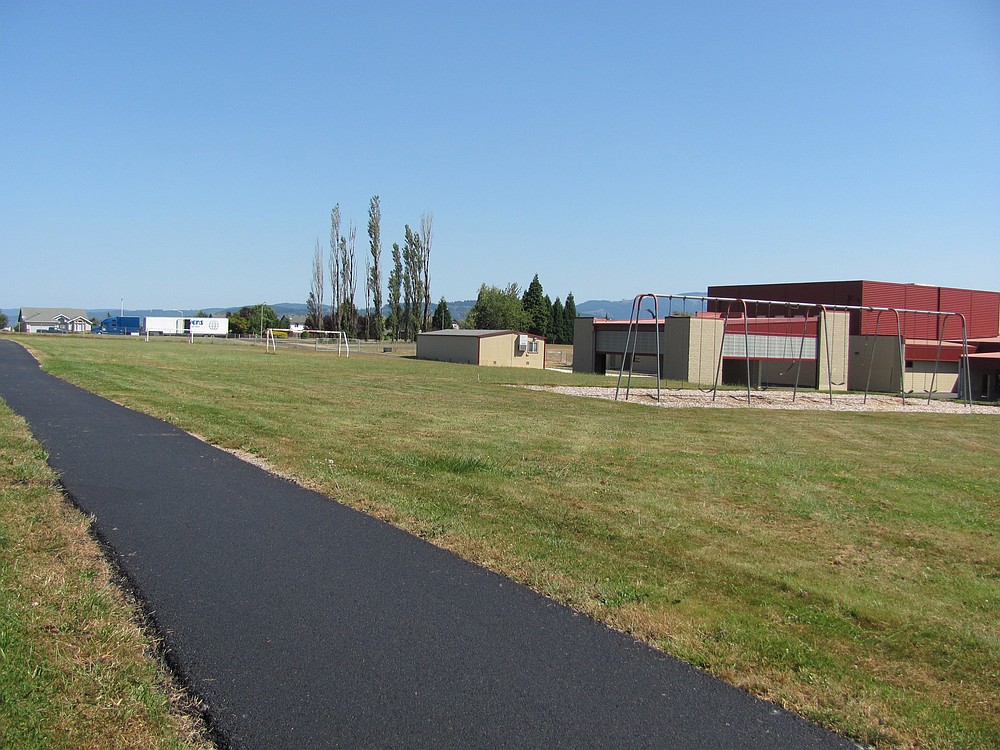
[563,292,577,343]
[388,242,402,340]
[364,256,372,339]
[368,196,385,340]
[305,291,321,331]
[310,238,324,330]
[420,212,433,332]
[342,222,358,337]
[551,297,564,343]
[402,224,424,340]
[329,205,341,331]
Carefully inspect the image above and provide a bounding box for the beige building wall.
[817,311,850,392]
[904,361,960,395]
[848,335,903,393]
[479,334,546,369]
[663,316,724,386]
[416,334,479,365]
[418,332,545,369]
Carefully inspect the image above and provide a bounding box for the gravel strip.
[525,386,1000,414]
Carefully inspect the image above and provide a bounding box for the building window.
[528,340,539,354]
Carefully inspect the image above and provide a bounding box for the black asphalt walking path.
[0,339,860,749]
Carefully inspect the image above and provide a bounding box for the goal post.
[264,329,350,357]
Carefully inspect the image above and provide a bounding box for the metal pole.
[792,304,812,403]
[742,299,751,405]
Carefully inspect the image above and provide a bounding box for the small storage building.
[417,329,546,369]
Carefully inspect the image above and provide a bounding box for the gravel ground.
[525,385,1000,414]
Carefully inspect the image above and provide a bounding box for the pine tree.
[521,274,548,336]
[432,297,452,330]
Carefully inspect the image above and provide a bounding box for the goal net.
[264,329,350,356]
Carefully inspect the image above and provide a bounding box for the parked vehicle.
[95,316,142,335]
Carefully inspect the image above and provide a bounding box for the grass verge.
[0,398,212,750]
[9,334,1000,749]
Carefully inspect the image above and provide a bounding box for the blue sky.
[2,1,998,310]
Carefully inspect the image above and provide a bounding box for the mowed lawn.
[11,335,1000,749]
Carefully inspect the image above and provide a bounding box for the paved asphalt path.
[0,339,860,749]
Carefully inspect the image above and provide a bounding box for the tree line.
[466,274,577,344]
[306,196,434,341]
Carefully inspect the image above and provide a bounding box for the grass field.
[0,398,212,749]
[6,334,999,749]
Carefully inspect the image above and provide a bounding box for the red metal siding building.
[707,280,1000,341]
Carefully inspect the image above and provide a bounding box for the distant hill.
[576,294,706,320]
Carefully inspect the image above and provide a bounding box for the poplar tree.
[309,238,324,330]
[420,212,433,332]
[402,224,424,340]
[368,196,385,340]
[388,243,402,340]
[329,205,341,331]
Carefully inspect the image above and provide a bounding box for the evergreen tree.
[431,297,452,330]
[562,292,577,344]
[551,297,564,343]
[521,274,548,336]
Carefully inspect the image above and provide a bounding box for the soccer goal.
[264,328,350,357]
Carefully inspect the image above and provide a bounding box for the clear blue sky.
[2,1,998,310]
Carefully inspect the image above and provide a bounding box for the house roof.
[19,307,90,324]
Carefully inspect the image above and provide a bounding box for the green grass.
[0,397,212,749]
[8,334,1000,749]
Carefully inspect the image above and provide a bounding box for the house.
[18,307,91,333]
[416,329,546,369]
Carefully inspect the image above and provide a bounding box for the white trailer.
[189,317,229,336]
[143,316,185,335]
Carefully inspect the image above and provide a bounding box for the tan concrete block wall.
[663,316,723,385]
[817,311,850,392]
[689,318,725,386]
[904,361,960,395]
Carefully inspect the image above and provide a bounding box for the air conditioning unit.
[517,334,528,351]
